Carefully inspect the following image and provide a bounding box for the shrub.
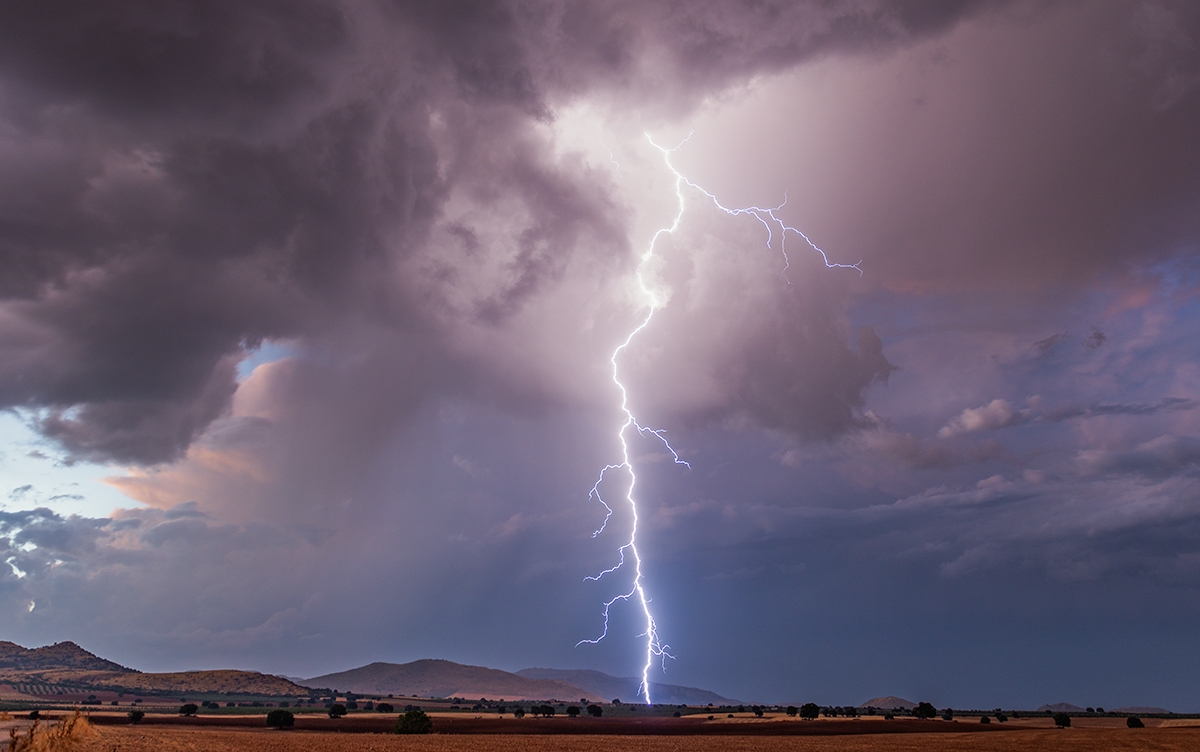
[127,709,145,724]
[266,709,294,729]
[996,713,1008,722]
[328,703,347,719]
[708,715,714,720]
[377,703,394,713]
[884,713,895,720]
[673,711,681,718]
[980,716,991,724]
[394,709,433,735]
[1053,712,1071,728]
[179,704,199,716]
[513,708,525,718]
[1127,716,1144,728]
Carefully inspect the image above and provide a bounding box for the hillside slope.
[307,660,604,702]
[0,641,133,673]
[516,668,741,705]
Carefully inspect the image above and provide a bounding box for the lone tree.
[799,703,820,720]
[127,709,145,725]
[1127,716,1144,728]
[179,704,199,717]
[566,706,580,718]
[266,709,295,729]
[395,709,433,735]
[328,703,347,719]
[1053,712,1071,728]
[913,702,937,720]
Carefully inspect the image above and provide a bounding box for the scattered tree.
[328,703,347,719]
[567,706,580,718]
[942,709,953,722]
[1053,712,1071,728]
[913,702,937,720]
[127,709,145,724]
[27,711,39,720]
[799,703,820,720]
[612,699,622,706]
[587,705,603,717]
[1086,707,1094,714]
[1096,707,1105,714]
[786,706,798,717]
[1127,717,1144,728]
[673,711,682,718]
[996,713,1008,723]
[513,708,526,718]
[395,709,433,735]
[980,716,991,724]
[884,713,895,720]
[377,703,394,713]
[266,709,295,729]
[179,704,199,717]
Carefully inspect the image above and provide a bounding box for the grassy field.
[69,724,1200,752]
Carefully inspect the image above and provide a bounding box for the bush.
[673,711,682,718]
[127,709,145,724]
[1127,716,1144,728]
[328,704,347,719]
[179,704,199,716]
[1053,712,1071,728]
[377,703,394,713]
[884,713,894,720]
[266,709,294,729]
[513,708,525,718]
[996,713,1008,723]
[394,709,433,735]
[980,716,991,724]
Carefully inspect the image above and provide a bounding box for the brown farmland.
[57,712,1200,752]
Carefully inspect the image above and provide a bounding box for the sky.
[2,0,1200,711]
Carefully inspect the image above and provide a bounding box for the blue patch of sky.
[237,339,297,381]
[0,411,140,519]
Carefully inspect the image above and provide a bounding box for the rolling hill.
[515,668,741,705]
[305,659,605,702]
[0,641,308,696]
[858,696,917,710]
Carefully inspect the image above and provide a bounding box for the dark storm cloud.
[0,0,995,465]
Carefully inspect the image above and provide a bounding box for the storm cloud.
[2,0,1200,712]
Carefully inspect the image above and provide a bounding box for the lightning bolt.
[578,131,860,705]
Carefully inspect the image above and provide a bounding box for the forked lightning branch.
[578,133,860,704]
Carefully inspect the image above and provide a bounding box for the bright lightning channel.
[578,131,860,705]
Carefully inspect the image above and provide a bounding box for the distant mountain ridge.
[859,696,916,710]
[1115,706,1172,714]
[306,659,606,702]
[1037,703,1085,712]
[515,668,741,706]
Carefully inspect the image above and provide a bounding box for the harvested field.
[73,725,1200,752]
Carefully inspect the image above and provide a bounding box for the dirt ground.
[71,725,1200,752]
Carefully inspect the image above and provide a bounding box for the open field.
[66,724,1200,752]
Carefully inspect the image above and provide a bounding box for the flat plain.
[58,713,1200,752]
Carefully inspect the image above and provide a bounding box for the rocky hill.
[0,641,133,673]
[306,659,605,702]
[516,668,741,705]
[1037,703,1085,712]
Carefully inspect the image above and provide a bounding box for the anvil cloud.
[2,0,1199,710]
